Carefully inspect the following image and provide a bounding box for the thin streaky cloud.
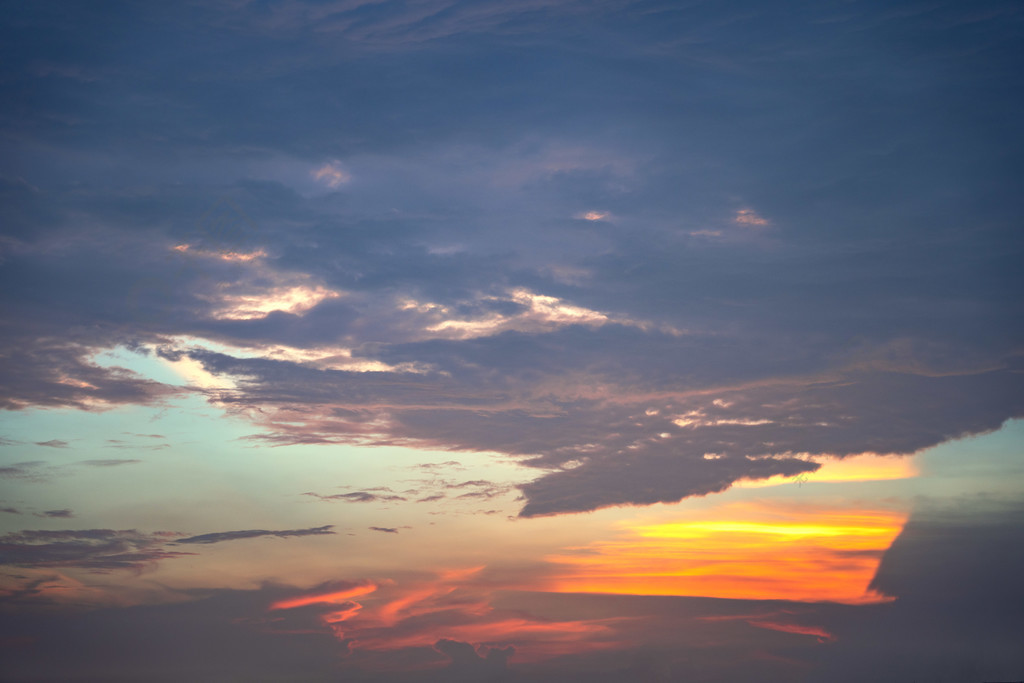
[173,525,336,545]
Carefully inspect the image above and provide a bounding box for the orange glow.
[270,582,377,610]
[545,503,906,604]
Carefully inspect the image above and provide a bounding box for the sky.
[1,0,1022,680]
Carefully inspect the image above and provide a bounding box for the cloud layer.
[1,0,1021,519]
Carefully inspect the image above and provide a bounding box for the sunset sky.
[1,1,1023,681]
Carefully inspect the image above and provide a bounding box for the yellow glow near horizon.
[735,452,918,488]
[545,503,906,604]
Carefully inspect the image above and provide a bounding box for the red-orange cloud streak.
[269,581,378,610]
[268,569,625,667]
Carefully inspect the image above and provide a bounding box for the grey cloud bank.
[1,0,1022,517]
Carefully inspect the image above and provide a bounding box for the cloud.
[304,491,407,503]
[0,569,622,680]
[417,494,446,503]
[369,526,399,534]
[33,439,69,448]
[0,0,1021,525]
[0,459,142,482]
[209,283,343,321]
[0,461,51,482]
[395,288,653,341]
[206,330,1022,515]
[412,461,465,471]
[0,583,348,680]
[2,513,1022,683]
[266,565,624,671]
[105,432,168,450]
[1,1,1023,679]
[0,529,191,572]
[733,208,768,226]
[333,477,517,509]
[311,162,352,188]
[868,500,1024,610]
[805,499,1024,682]
[34,509,74,519]
[0,337,182,411]
[174,525,336,545]
[452,480,514,500]
[434,638,515,679]
[519,452,817,518]
[745,620,834,642]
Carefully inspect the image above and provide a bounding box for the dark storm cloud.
[2,0,1022,518]
[0,529,191,572]
[868,500,1024,611]
[174,525,335,545]
[804,498,1024,682]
